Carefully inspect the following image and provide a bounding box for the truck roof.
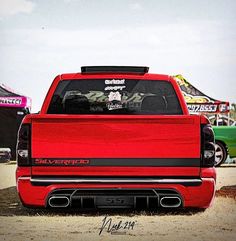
[59,73,171,81]
[59,66,171,81]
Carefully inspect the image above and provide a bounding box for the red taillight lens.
[16,124,31,166]
[201,124,215,167]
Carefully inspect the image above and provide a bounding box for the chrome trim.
[18,176,30,180]
[48,196,70,208]
[160,196,182,208]
[30,177,202,184]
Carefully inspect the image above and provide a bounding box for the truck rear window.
[47,79,182,115]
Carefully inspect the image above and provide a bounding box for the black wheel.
[214,141,227,167]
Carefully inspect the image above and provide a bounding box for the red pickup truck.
[16,66,216,209]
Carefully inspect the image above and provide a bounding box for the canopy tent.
[173,75,230,114]
[0,84,31,160]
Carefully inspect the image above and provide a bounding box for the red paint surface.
[31,115,200,158]
[31,166,200,177]
[16,72,216,208]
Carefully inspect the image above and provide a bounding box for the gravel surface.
[0,163,235,241]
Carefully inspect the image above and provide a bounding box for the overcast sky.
[0,0,236,112]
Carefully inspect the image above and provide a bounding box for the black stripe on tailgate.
[32,158,200,167]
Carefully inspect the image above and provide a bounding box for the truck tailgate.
[31,115,201,177]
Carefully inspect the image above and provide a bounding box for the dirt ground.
[0,163,235,241]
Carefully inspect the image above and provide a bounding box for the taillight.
[201,124,215,167]
[16,124,31,166]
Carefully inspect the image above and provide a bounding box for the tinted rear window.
[47,79,182,115]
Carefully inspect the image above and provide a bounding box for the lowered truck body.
[16,66,216,209]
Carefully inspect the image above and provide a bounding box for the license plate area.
[96,196,134,208]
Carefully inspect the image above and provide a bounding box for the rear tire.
[214,141,227,167]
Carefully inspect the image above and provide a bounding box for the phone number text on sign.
[188,104,217,113]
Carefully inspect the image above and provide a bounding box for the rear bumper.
[17,176,216,209]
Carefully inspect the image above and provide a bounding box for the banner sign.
[173,75,230,113]
[188,104,218,113]
[0,96,29,108]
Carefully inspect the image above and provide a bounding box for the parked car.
[213,126,236,166]
[16,66,216,210]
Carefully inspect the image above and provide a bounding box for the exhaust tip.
[48,196,70,208]
[160,196,182,208]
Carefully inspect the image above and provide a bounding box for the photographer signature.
[99,216,137,235]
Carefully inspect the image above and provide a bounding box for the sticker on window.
[105,79,125,85]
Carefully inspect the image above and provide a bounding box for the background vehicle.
[213,126,236,166]
[0,83,31,160]
[16,66,216,210]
